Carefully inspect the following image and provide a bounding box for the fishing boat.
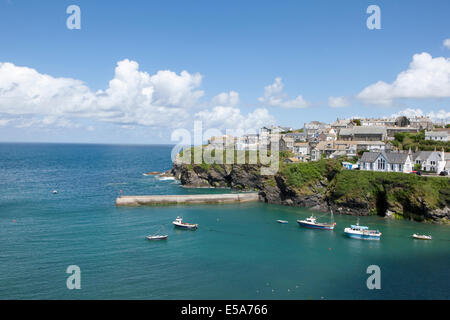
[412,233,432,240]
[276,220,289,224]
[146,226,168,240]
[297,214,336,230]
[344,220,381,240]
[172,216,198,230]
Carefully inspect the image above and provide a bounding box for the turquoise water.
[0,143,449,300]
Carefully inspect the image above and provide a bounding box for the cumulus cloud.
[0,60,205,129]
[444,38,450,49]
[391,108,450,122]
[0,60,279,134]
[258,77,310,108]
[357,53,450,105]
[211,91,239,108]
[328,96,350,108]
[0,119,11,126]
[195,106,275,133]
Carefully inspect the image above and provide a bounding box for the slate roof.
[360,151,408,164]
[340,126,387,136]
[425,131,449,137]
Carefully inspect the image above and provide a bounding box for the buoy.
[52,190,58,194]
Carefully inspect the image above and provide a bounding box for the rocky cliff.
[171,160,450,224]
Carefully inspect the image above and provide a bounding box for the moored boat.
[276,220,289,224]
[173,216,198,230]
[412,233,432,240]
[146,225,168,240]
[297,215,336,230]
[344,221,381,240]
[146,234,168,240]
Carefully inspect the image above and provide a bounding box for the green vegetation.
[280,159,341,192]
[392,130,450,152]
[328,170,450,217]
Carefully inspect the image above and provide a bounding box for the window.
[377,158,386,170]
[399,164,403,171]
[391,164,394,171]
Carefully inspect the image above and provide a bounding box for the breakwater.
[116,192,259,206]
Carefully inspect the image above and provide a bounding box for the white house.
[425,131,449,142]
[293,142,309,156]
[235,134,259,150]
[413,149,448,173]
[359,151,413,173]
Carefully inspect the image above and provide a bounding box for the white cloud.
[0,60,205,129]
[0,60,278,134]
[211,91,239,108]
[195,107,275,132]
[391,108,450,122]
[0,119,11,126]
[357,53,450,105]
[328,96,350,108]
[258,77,310,108]
[444,38,450,49]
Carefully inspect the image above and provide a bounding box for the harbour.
[0,143,449,300]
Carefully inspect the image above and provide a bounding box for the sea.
[0,143,449,299]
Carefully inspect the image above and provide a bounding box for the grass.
[329,170,450,211]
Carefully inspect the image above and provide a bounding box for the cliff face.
[171,161,450,224]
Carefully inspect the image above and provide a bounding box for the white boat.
[173,216,198,230]
[344,220,381,240]
[412,233,432,240]
[297,214,336,230]
[52,190,58,194]
[146,234,168,240]
[146,225,168,240]
[276,220,289,224]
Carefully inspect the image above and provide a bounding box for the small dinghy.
[52,190,58,194]
[146,226,168,240]
[173,216,198,230]
[412,233,432,240]
[276,220,289,224]
[146,234,168,240]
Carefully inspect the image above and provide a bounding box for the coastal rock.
[172,160,450,224]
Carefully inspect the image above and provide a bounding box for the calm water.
[0,143,449,300]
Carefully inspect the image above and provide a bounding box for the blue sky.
[0,0,449,143]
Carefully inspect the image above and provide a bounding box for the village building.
[279,136,294,152]
[285,132,306,142]
[425,130,449,142]
[413,149,448,173]
[207,135,235,149]
[359,151,413,173]
[293,142,309,156]
[235,134,259,151]
[338,126,387,141]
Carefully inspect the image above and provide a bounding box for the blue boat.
[344,221,381,240]
[297,215,336,230]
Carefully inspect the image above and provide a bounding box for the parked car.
[439,171,448,176]
[410,171,421,176]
